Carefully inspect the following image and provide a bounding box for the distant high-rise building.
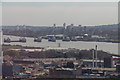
[63,23,66,27]
[53,24,56,27]
[63,23,67,29]
[71,24,74,26]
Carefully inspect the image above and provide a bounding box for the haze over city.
[2,2,118,26]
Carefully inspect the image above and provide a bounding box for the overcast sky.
[2,2,118,26]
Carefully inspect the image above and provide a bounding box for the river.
[3,35,118,55]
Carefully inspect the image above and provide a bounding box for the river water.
[3,35,118,55]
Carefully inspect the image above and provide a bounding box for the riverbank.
[3,44,120,59]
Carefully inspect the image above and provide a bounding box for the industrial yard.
[1,45,120,79]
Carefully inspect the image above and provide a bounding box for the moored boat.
[34,37,42,42]
[48,37,56,42]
